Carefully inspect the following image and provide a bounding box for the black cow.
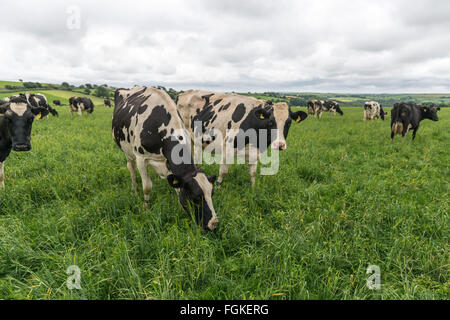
[177,90,307,186]
[69,97,94,116]
[391,103,439,140]
[112,87,219,231]
[53,100,61,106]
[0,95,49,188]
[104,98,112,108]
[323,101,344,116]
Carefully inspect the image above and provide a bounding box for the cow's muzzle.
[13,144,31,152]
[207,219,219,231]
[272,141,286,151]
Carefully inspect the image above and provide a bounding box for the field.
[0,90,448,299]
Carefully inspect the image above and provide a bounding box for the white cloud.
[0,0,449,93]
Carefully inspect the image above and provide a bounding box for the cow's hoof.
[144,201,152,209]
[207,219,219,231]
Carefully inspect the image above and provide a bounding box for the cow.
[307,100,324,119]
[69,97,94,116]
[53,100,61,106]
[364,101,386,121]
[323,101,344,116]
[112,87,219,231]
[177,90,307,186]
[104,98,112,108]
[0,99,5,105]
[391,102,439,140]
[10,93,58,118]
[0,95,49,188]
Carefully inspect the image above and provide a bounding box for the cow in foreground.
[391,103,439,140]
[69,97,94,116]
[112,87,219,231]
[177,90,307,186]
[0,95,49,188]
[364,101,386,121]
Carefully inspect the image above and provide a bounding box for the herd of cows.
[0,88,442,230]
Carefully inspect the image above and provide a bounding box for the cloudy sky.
[1,0,449,93]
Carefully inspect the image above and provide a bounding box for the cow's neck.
[162,140,197,178]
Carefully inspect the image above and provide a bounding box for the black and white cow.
[0,95,49,188]
[391,103,439,140]
[11,93,58,118]
[364,101,386,121]
[0,99,5,105]
[323,101,344,116]
[307,100,324,119]
[53,100,61,106]
[177,90,307,186]
[104,98,112,108]
[69,97,94,116]
[112,87,219,231]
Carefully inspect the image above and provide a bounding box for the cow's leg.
[0,162,4,189]
[136,157,152,208]
[127,158,138,192]
[412,128,418,140]
[78,106,82,117]
[218,164,230,185]
[401,123,408,139]
[70,108,74,116]
[318,111,322,120]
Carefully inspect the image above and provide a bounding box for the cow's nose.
[13,144,31,152]
[272,141,286,151]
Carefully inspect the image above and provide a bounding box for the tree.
[84,89,91,95]
[62,82,70,88]
[94,86,109,98]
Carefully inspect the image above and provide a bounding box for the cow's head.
[380,104,386,120]
[422,106,439,121]
[334,102,344,116]
[260,102,307,151]
[0,96,49,151]
[168,171,218,231]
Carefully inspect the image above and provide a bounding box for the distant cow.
[364,101,386,121]
[0,95,49,188]
[323,101,343,116]
[391,103,439,140]
[69,97,94,116]
[177,90,307,186]
[307,100,324,119]
[11,93,58,118]
[104,98,112,108]
[112,87,219,231]
[53,100,61,106]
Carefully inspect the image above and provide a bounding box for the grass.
[0,94,448,299]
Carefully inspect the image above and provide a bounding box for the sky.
[1,0,449,93]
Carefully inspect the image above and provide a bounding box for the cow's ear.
[255,108,270,120]
[0,104,7,115]
[291,110,307,123]
[207,175,217,185]
[437,107,441,111]
[31,106,49,119]
[167,174,183,189]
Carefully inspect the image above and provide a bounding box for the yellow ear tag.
[423,108,427,112]
[36,113,42,119]
[296,116,302,123]
[260,114,265,119]
[0,113,4,117]
[173,179,179,185]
